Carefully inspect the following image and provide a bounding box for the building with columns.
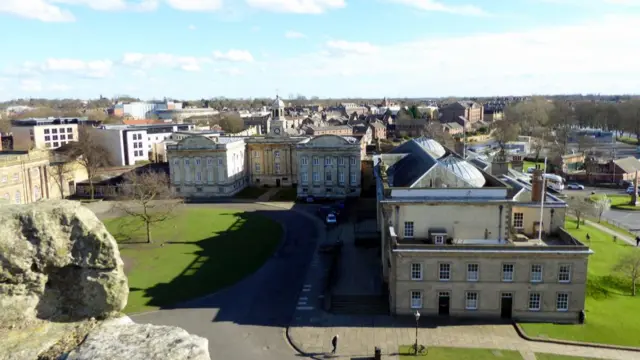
[167,135,247,197]
[296,134,362,199]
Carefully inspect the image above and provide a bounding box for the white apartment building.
[88,123,194,166]
[10,117,95,150]
[167,135,247,197]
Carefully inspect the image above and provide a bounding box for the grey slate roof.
[614,156,640,174]
[387,140,438,187]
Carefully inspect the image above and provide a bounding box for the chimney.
[454,138,465,156]
[491,151,509,177]
[531,168,546,203]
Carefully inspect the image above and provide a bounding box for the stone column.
[632,170,639,206]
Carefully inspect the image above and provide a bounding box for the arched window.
[33,185,41,201]
[15,191,21,204]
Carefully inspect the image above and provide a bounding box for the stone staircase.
[330,294,389,315]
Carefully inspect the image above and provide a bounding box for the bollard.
[374,346,381,360]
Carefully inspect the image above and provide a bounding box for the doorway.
[276,179,281,187]
[438,292,450,316]
[501,293,513,319]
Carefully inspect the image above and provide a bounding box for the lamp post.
[414,310,421,354]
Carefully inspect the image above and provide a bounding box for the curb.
[513,322,640,352]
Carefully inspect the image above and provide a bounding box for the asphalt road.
[103,203,319,360]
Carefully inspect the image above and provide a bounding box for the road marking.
[303,284,312,288]
[298,301,307,305]
[296,306,314,310]
[299,297,308,300]
[302,288,311,292]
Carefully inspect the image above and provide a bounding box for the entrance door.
[438,292,450,316]
[276,179,281,187]
[501,293,513,319]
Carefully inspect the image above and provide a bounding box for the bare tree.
[593,194,612,223]
[63,125,112,199]
[492,119,520,151]
[566,196,595,229]
[115,170,183,244]
[613,252,640,296]
[548,101,576,156]
[48,161,73,198]
[422,121,455,148]
[576,135,596,153]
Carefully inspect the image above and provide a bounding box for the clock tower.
[270,95,286,137]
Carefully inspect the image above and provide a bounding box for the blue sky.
[1,0,640,100]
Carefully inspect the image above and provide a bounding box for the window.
[45,142,52,148]
[51,128,58,134]
[253,151,259,158]
[275,163,281,174]
[434,235,445,244]
[52,135,59,141]
[44,129,50,134]
[530,264,543,282]
[528,293,541,311]
[173,159,179,166]
[301,156,308,165]
[133,143,138,149]
[339,172,345,184]
[207,158,213,166]
[0,174,6,183]
[502,264,514,282]
[15,191,21,204]
[44,136,51,141]
[558,264,571,283]
[325,157,331,166]
[302,173,308,183]
[313,157,319,165]
[274,150,280,158]
[465,292,478,310]
[60,134,66,140]
[325,172,332,181]
[196,172,201,182]
[350,173,357,185]
[339,157,345,165]
[12,173,19,182]
[255,164,261,172]
[556,293,569,312]
[195,159,201,166]
[513,212,524,229]
[467,264,479,282]
[439,263,451,281]
[67,134,74,140]
[350,157,356,165]
[218,158,223,166]
[410,291,422,309]
[411,263,422,280]
[53,142,59,147]
[313,172,319,182]
[185,159,190,166]
[67,127,73,133]
[404,221,414,237]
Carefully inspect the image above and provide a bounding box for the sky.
[1,0,640,100]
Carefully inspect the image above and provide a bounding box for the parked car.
[626,186,639,194]
[305,196,315,203]
[566,183,585,190]
[326,213,338,226]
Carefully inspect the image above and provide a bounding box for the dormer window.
[428,228,448,244]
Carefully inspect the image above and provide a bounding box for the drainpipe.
[498,205,504,243]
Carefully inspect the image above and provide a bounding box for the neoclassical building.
[296,135,362,199]
[166,135,247,197]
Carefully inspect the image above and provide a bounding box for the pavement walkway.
[257,188,279,202]
[583,218,637,247]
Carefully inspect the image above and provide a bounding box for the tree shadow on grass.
[587,274,633,299]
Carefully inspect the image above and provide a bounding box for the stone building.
[374,137,589,323]
[439,101,484,127]
[296,134,362,199]
[167,135,247,197]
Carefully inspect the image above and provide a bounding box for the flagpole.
[538,157,548,241]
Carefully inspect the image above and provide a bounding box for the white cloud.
[121,53,209,71]
[285,30,306,39]
[20,79,43,92]
[215,68,243,76]
[325,40,379,55]
[164,0,222,11]
[212,49,254,62]
[188,24,196,30]
[245,0,345,14]
[12,58,113,78]
[50,0,158,11]
[0,0,75,22]
[387,0,488,16]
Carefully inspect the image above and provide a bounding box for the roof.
[387,140,438,187]
[614,156,640,174]
[443,122,463,130]
[123,119,166,125]
[272,96,285,108]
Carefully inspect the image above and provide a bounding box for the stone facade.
[296,134,362,199]
[167,136,247,197]
[245,138,302,188]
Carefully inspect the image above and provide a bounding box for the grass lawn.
[270,188,297,201]
[617,136,639,146]
[398,346,522,359]
[534,354,600,360]
[584,216,638,239]
[590,194,640,211]
[234,186,269,199]
[508,160,545,172]
[520,219,640,347]
[104,208,282,313]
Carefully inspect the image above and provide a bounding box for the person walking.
[635,236,640,247]
[331,334,339,354]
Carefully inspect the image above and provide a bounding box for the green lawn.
[590,194,640,211]
[534,354,599,360]
[520,219,640,346]
[234,186,269,199]
[585,216,638,239]
[270,188,297,201]
[104,208,282,313]
[398,346,522,359]
[508,160,546,172]
[617,136,639,146]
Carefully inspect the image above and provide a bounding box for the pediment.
[177,135,217,150]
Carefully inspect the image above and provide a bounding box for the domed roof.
[273,96,285,108]
[413,136,446,159]
[439,155,486,188]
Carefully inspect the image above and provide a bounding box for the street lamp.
[414,310,421,355]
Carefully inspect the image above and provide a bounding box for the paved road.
[92,202,320,360]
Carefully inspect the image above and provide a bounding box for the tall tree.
[48,161,73,198]
[548,101,576,156]
[593,194,612,223]
[492,119,520,151]
[566,196,595,229]
[618,100,640,140]
[613,252,640,296]
[63,126,112,199]
[114,170,183,244]
[423,122,455,149]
